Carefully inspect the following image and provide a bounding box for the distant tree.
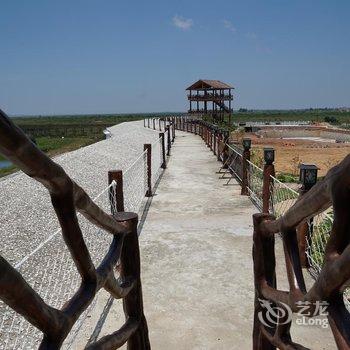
[238,108,248,112]
[324,116,338,124]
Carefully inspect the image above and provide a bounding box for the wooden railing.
[187,93,233,101]
[170,115,350,349]
[0,109,150,349]
[252,154,350,349]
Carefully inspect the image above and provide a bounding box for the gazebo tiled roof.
[186,79,233,90]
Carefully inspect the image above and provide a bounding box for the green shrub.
[324,116,338,124]
[276,173,299,183]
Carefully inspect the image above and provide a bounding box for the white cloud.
[256,44,272,54]
[245,32,271,54]
[172,15,193,30]
[222,19,236,33]
[245,32,258,40]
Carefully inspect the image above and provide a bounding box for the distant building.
[186,79,234,124]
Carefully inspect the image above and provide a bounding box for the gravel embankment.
[0,119,169,349]
[0,120,159,266]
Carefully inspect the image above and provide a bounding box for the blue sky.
[1,0,349,115]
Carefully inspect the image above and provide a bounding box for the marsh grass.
[0,136,101,178]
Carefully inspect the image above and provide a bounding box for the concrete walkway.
[138,131,336,350]
[140,131,256,349]
[74,130,336,349]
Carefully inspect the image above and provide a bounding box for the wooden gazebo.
[186,79,234,124]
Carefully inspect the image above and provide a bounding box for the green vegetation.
[10,113,172,126]
[0,134,102,178]
[229,108,350,124]
[276,173,299,183]
[310,213,333,269]
[35,136,100,155]
[324,115,339,124]
[203,108,350,131]
[0,164,17,177]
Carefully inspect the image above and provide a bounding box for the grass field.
[231,109,350,124]
[1,113,158,177]
[0,135,102,178]
[11,113,174,126]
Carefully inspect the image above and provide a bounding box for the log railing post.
[241,138,251,195]
[297,164,318,267]
[120,215,150,349]
[166,126,171,156]
[252,213,277,350]
[143,118,146,128]
[206,126,209,146]
[108,171,151,349]
[152,118,155,130]
[213,129,217,156]
[147,117,150,128]
[172,122,175,142]
[212,128,214,151]
[159,132,166,169]
[212,129,215,151]
[222,135,229,168]
[262,148,275,213]
[144,144,152,197]
[209,128,213,151]
[159,118,161,131]
[108,170,124,212]
[217,131,222,161]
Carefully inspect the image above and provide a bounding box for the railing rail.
[226,145,244,183]
[246,159,264,210]
[252,156,350,349]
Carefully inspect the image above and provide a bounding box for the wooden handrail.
[253,154,350,349]
[0,109,150,349]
